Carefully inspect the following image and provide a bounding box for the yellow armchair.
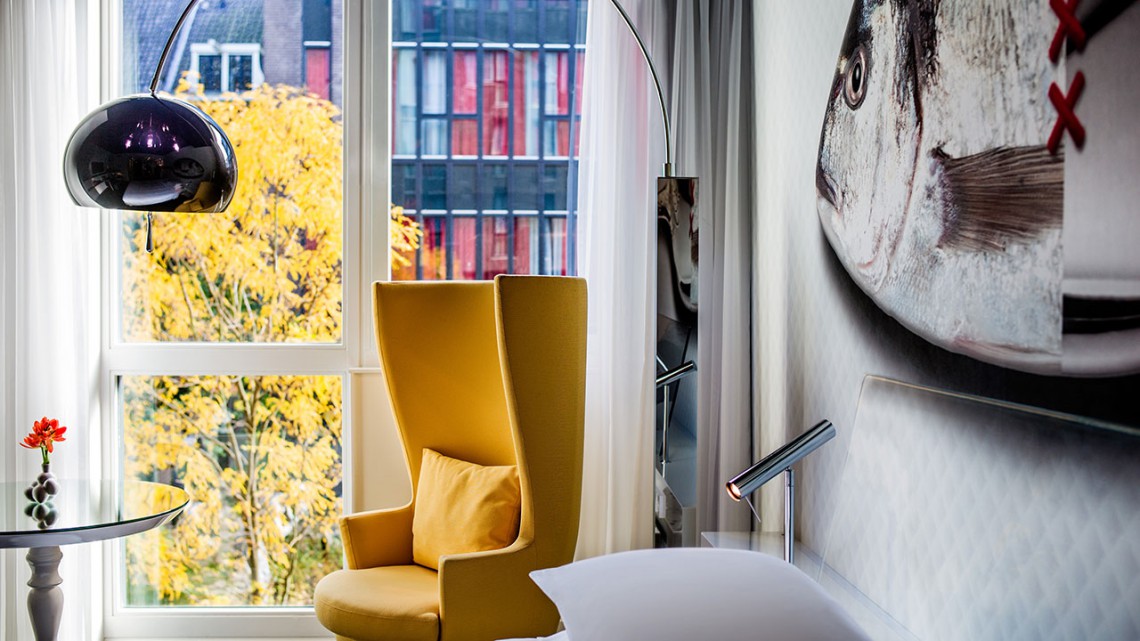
[315,276,587,641]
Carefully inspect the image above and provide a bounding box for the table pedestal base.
[26,546,63,641]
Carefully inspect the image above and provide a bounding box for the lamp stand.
[784,468,794,564]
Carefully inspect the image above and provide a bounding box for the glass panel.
[512,165,539,210]
[486,0,509,42]
[452,120,478,156]
[541,216,568,275]
[574,51,584,115]
[480,163,508,210]
[454,0,478,41]
[393,49,418,155]
[423,164,447,209]
[393,0,418,40]
[450,165,477,210]
[120,0,343,344]
[483,51,509,156]
[391,236,418,281]
[575,0,588,44]
[422,119,448,155]
[420,216,448,279]
[514,216,537,274]
[118,116,343,343]
[543,120,570,157]
[122,374,342,606]
[453,217,478,279]
[388,0,584,281]
[513,0,538,43]
[543,165,568,209]
[392,163,418,210]
[482,216,510,278]
[199,54,222,92]
[514,51,540,156]
[228,54,254,92]
[453,51,478,114]
[423,0,444,42]
[544,52,568,115]
[423,51,447,114]
[545,0,572,43]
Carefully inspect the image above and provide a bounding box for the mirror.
[653,176,699,547]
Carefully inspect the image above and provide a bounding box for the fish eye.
[844,46,868,109]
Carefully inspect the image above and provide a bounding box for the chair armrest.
[437,539,561,641]
[339,504,415,570]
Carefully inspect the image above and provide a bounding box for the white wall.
[751,0,1140,553]
[350,372,412,512]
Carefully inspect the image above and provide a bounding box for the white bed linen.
[497,632,568,641]
[528,548,869,641]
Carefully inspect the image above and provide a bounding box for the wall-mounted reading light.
[726,419,836,563]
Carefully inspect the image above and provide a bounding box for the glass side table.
[0,480,189,641]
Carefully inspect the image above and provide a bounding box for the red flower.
[20,417,67,463]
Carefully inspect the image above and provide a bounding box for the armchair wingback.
[315,275,587,641]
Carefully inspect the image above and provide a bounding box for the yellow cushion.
[412,448,521,570]
[313,564,440,641]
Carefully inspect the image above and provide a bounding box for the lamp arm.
[655,360,696,389]
[726,420,836,500]
[150,0,202,95]
[608,0,673,177]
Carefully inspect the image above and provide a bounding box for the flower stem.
[41,446,50,466]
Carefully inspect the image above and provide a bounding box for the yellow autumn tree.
[121,82,349,606]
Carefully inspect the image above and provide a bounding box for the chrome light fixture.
[726,419,836,563]
[63,0,237,252]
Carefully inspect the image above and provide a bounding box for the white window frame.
[97,0,391,638]
[189,41,266,93]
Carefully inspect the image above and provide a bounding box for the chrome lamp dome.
[63,94,236,213]
[62,0,236,251]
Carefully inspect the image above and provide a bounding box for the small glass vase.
[25,463,59,504]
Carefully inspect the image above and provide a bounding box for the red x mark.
[1049,0,1086,63]
[1048,71,1086,155]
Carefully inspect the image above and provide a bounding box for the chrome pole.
[784,469,795,564]
[149,0,202,95]
[607,0,673,176]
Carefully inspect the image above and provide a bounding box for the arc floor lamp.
[63,0,237,252]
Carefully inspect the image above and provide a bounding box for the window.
[390,0,587,281]
[189,43,265,94]
[104,0,585,637]
[107,0,348,636]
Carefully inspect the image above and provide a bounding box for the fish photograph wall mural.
[816,0,1140,377]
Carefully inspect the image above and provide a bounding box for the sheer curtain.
[575,0,674,557]
[0,1,99,639]
[672,0,757,535]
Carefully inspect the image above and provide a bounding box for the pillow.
[412,448,521,570]
[530,548,870,641]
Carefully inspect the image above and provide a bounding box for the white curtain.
[0,1,99,639]
[575,0,674,557]
[672,1,757,534]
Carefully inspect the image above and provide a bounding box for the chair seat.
[314,564,441,641]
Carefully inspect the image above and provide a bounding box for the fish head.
[816,0,927,293]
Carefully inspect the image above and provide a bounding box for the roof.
[124,0,263,94]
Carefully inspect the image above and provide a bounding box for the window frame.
[97,0,387,637]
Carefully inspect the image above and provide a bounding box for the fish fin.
[936,145,1063,252]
